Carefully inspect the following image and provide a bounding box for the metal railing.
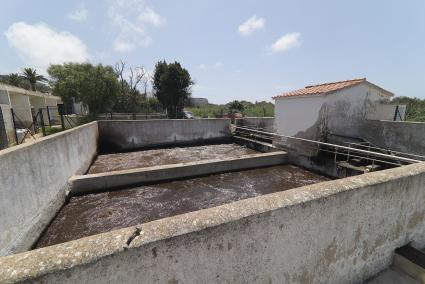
[233,125,422,166]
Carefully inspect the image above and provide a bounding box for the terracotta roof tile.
[273,78,367,99]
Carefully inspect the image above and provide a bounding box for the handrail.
[233,125,421,164]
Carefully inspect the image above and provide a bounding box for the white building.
[273,78,402,144]
[0,83,62,148]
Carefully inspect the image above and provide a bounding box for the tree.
[48,63,119,119]
[6,73,21,87]
[227,100,244,113]
[113,60,149,113]
[22,68,47,91]
[153,61,193,118]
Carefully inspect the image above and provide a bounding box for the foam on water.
[36,165,330,248]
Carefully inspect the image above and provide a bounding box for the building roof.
[0,83,61,101]
[273,78,394,99]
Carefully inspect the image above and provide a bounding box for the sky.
[1,0,425,104]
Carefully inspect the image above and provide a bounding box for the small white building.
[0,83,62,148]
[273,78,402,144]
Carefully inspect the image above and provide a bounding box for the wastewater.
[36,165,330,248]
[88,143,259,174]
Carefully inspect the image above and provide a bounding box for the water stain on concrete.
[36,165,329,248]
[88,143,258,174]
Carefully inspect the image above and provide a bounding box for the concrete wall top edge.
[1,161,425,283]
[0,121,98,157]
[70,151,286,180]
[374,119,425,125]
[97,118,231,122]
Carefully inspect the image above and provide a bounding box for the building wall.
[98,119,232,152]
[274,82,391,143]
[8,93,32,127]
[2,162,425,283]
[189,97,209,106]
[275,95,326,139]
[0,104,16,148]
[0,88,10,105]
[0,122,98,256]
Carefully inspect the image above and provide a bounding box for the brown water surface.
[88,143,258,174]
[36,165,330,248]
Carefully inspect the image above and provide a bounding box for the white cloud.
[4,22,89,71]
[198,62,224,70]
[238,15,265,36]
[271,33,301,53]
[108,0,164,52]
[214,62,224,68]
[139,7,164,27]
[68,7,88,22]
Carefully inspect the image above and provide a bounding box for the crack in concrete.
[125,227,141,247]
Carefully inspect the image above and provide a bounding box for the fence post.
[39,109,46,136]
[46,106,52,126]
[58,104,65,130]
[10,108,19,144]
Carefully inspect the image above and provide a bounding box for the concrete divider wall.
[0,122,98,256]
[2,162,425,283]
[69,152,288,194]
[362,120,425,156]
[235,117,275,131]
[98,119,231,152]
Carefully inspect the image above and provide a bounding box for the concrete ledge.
[69,151,288,195]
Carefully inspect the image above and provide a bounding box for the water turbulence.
[36,165,330,248]
[88,143,259,174]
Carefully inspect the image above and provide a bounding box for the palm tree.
[22,68,47,91]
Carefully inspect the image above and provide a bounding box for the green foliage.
[22,68,47,91]
[44,126,63,136]
[48,63,119,118]
[186,100,274,118]
[153,61,193,118]
[0,73,51,93]
[392,96,425,122]
[227,100,244,113]
[113,80,145,113]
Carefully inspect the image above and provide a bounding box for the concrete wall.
[69,152,288,194]
[98,119,231,152]
[365,104,406,121]
[235,117,275,131]
[362,120,425,156]
[0,122,98,256]
[2,162,425,283]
